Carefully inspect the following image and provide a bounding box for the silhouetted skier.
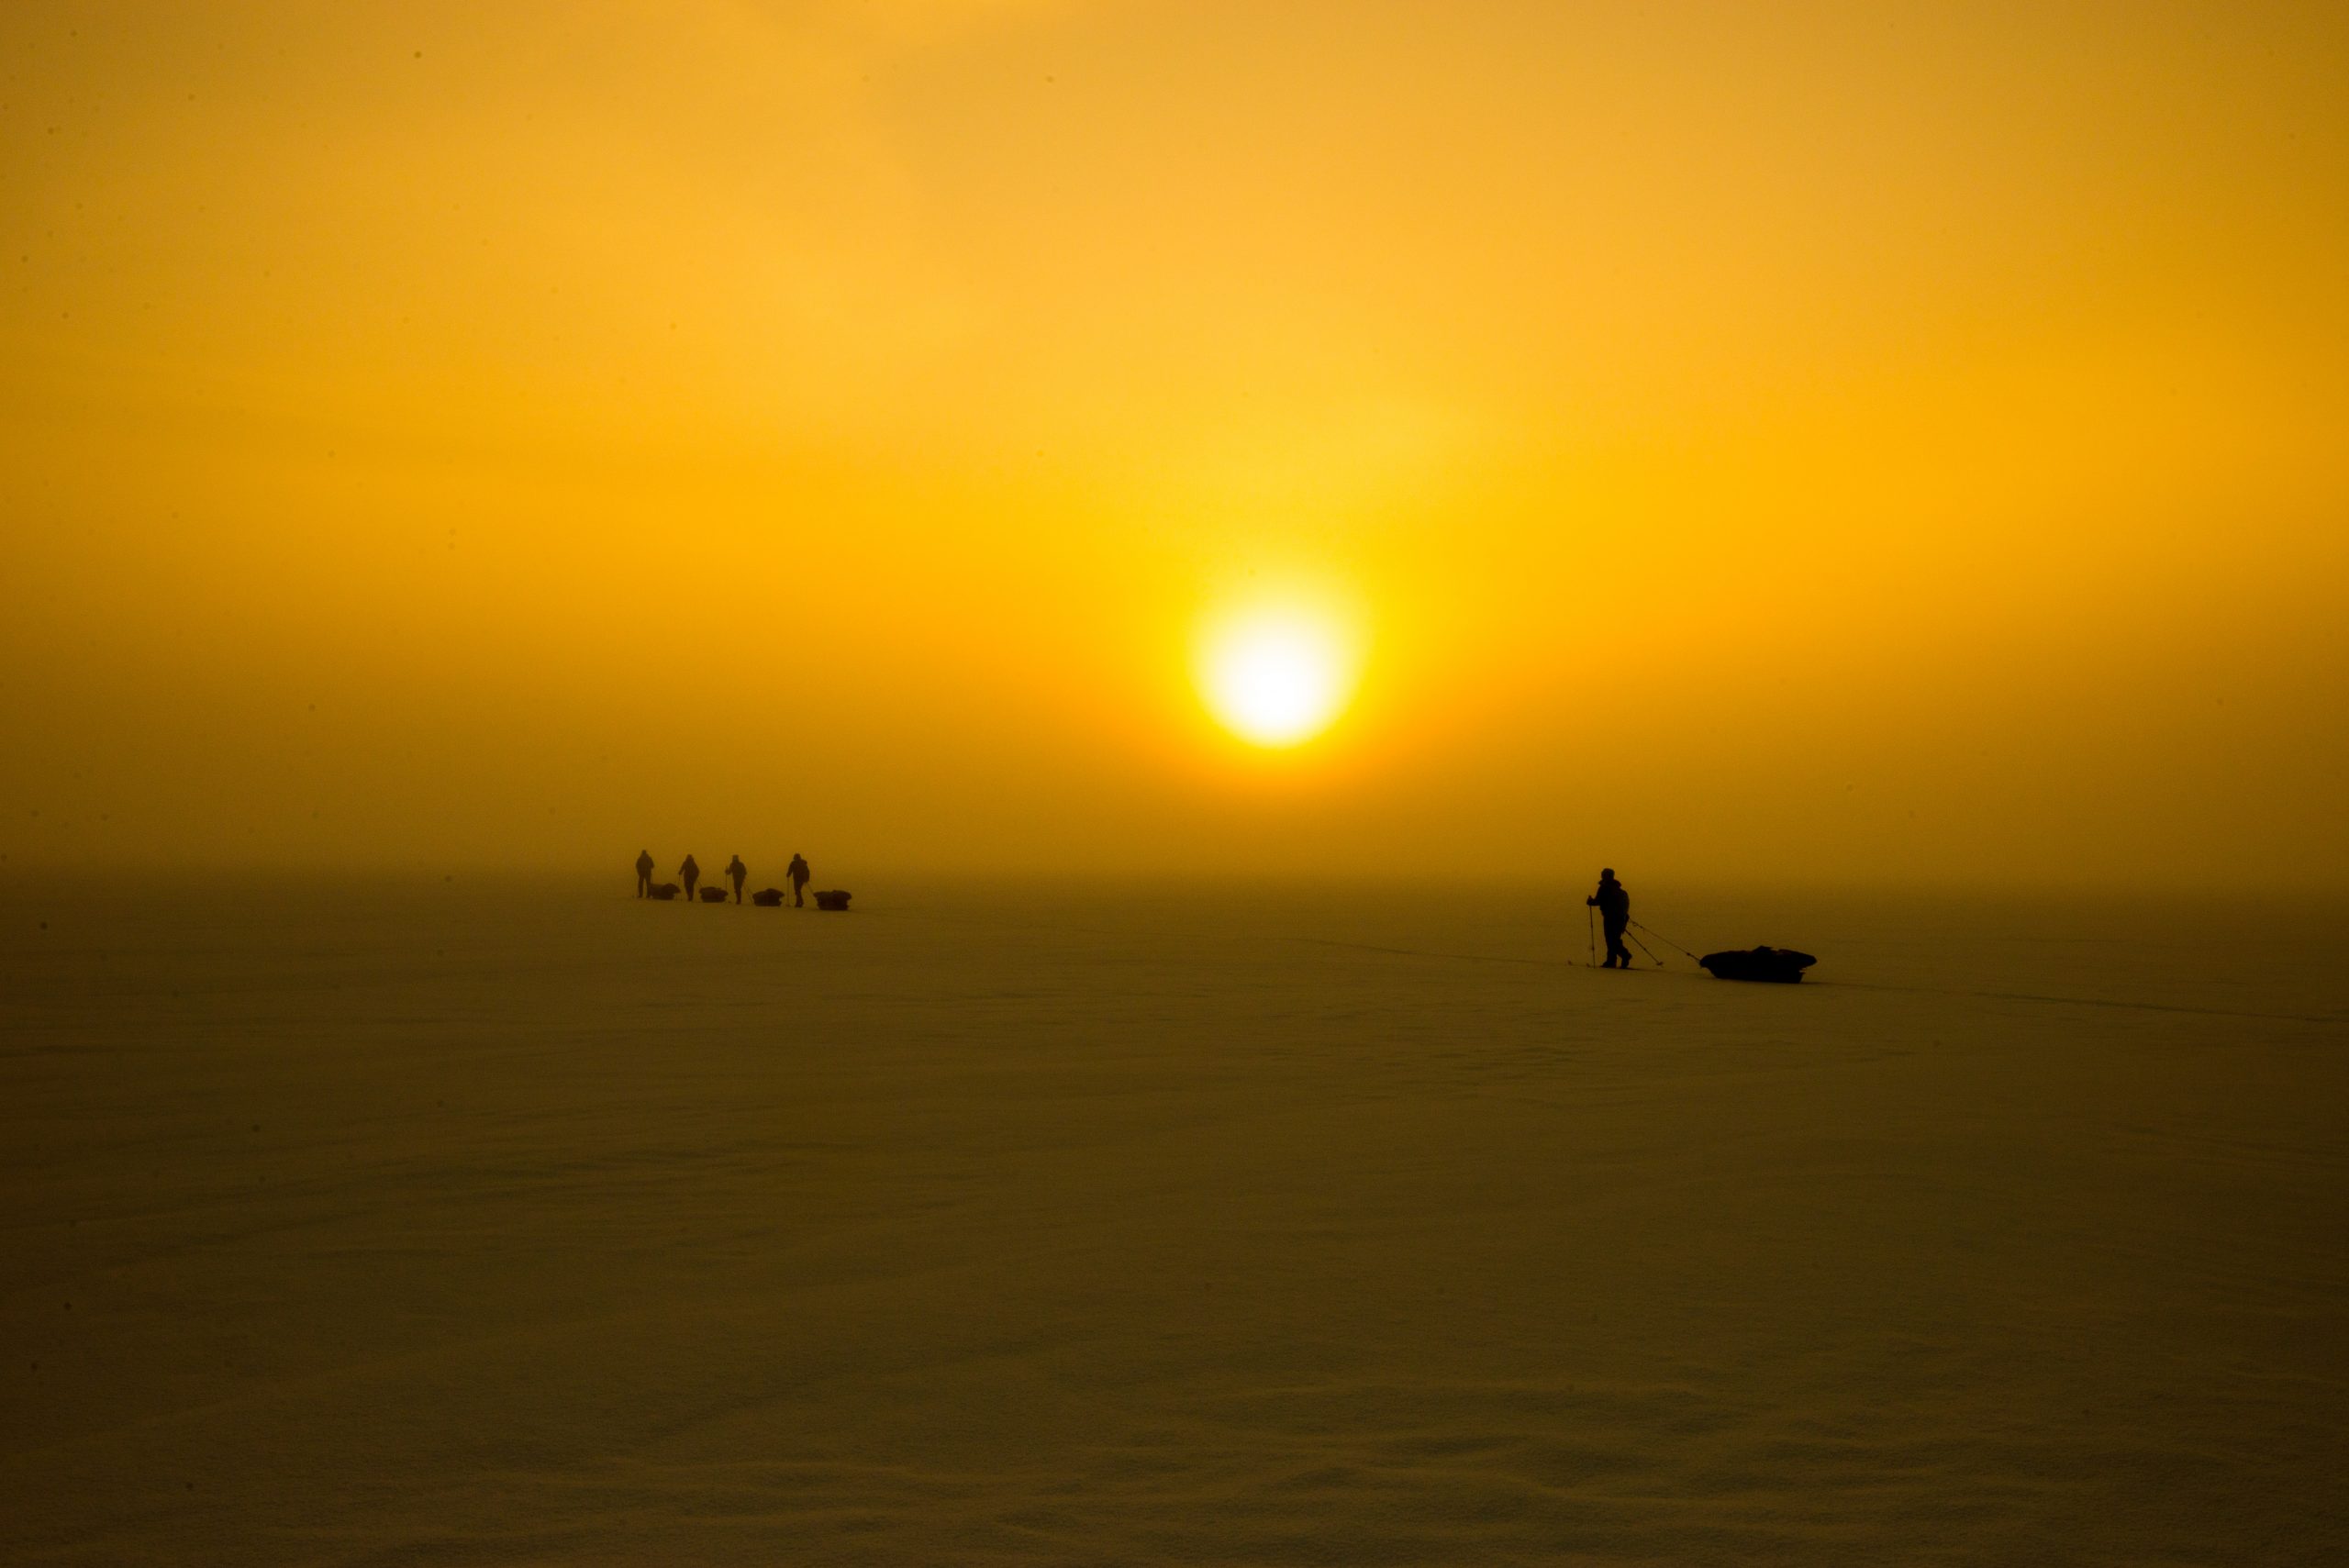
[726,854,748,905]
[679,854,700,903]
[786,853,810,907]
[635,849,655,898]
[1587,868,1632,968]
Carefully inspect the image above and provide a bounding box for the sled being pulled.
[1698,946,1816,984]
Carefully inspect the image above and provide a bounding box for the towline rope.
[1630,918,1704,962]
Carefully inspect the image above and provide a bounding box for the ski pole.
[1586,905,1597,967]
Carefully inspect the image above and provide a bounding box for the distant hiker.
[635,849,655,898]
[679,854,700,902]
[1587,868,1631,969]
[786,852,811,907]
[726,854,748,904]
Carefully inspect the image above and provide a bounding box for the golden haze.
[4,1,2344,884]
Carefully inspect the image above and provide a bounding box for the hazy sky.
[5,0,2344,884]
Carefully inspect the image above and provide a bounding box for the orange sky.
[4,1,2344,885]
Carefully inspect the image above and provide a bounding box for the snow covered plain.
[4,877,2344,1564]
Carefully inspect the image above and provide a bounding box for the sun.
[1197,608,1357,747]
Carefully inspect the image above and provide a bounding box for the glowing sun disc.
[1199,612,1353,746]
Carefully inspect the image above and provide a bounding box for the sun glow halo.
[1198,610,1355,748]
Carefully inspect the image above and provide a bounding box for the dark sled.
[1698,946,1816,984]
[650,883,682,901]
[751,888,785,907]
[697,885,729,903]
[812,889,852,912]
